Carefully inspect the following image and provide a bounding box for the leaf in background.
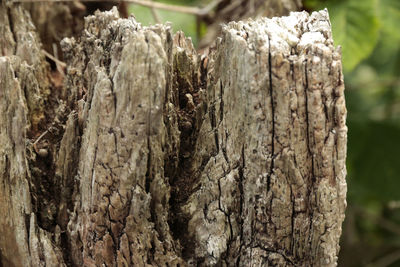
[326,0,380,72]
[347,119,400,203]
[379,0,400,40]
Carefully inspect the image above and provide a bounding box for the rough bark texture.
[0,5,347,267]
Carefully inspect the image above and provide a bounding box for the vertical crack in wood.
[6,8,16,54]
[266,35,275,192]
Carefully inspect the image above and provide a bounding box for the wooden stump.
[0,5,346,266]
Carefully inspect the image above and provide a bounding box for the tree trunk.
[0,4,347,267]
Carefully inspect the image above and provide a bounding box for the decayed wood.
[0,3,69,266]
[22,1,127,61]
[188,11,347,266]
[21,2,86,59]
[61,9,186,266]
[0,3,51,133]
[0,5,347,267]
[198,0,302,48]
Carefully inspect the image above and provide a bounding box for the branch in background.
[42,49,66,70]
[353,205,400,236]
[9,0,223,16]
[198,0,223,16]
[366,249,400,267]
[149,0,161,23]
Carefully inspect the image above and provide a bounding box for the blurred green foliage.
[328,0,380,72]
[128,1,400,265]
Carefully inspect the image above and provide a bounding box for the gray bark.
[0,5,347,267]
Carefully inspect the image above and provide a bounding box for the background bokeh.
[128,1,400,265]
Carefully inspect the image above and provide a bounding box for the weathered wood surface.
[22,1,128,60]
[0,5,66,267]
[198,0,302,48]
[0,5,347,267]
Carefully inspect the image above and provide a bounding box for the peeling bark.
[0,5,347,267]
